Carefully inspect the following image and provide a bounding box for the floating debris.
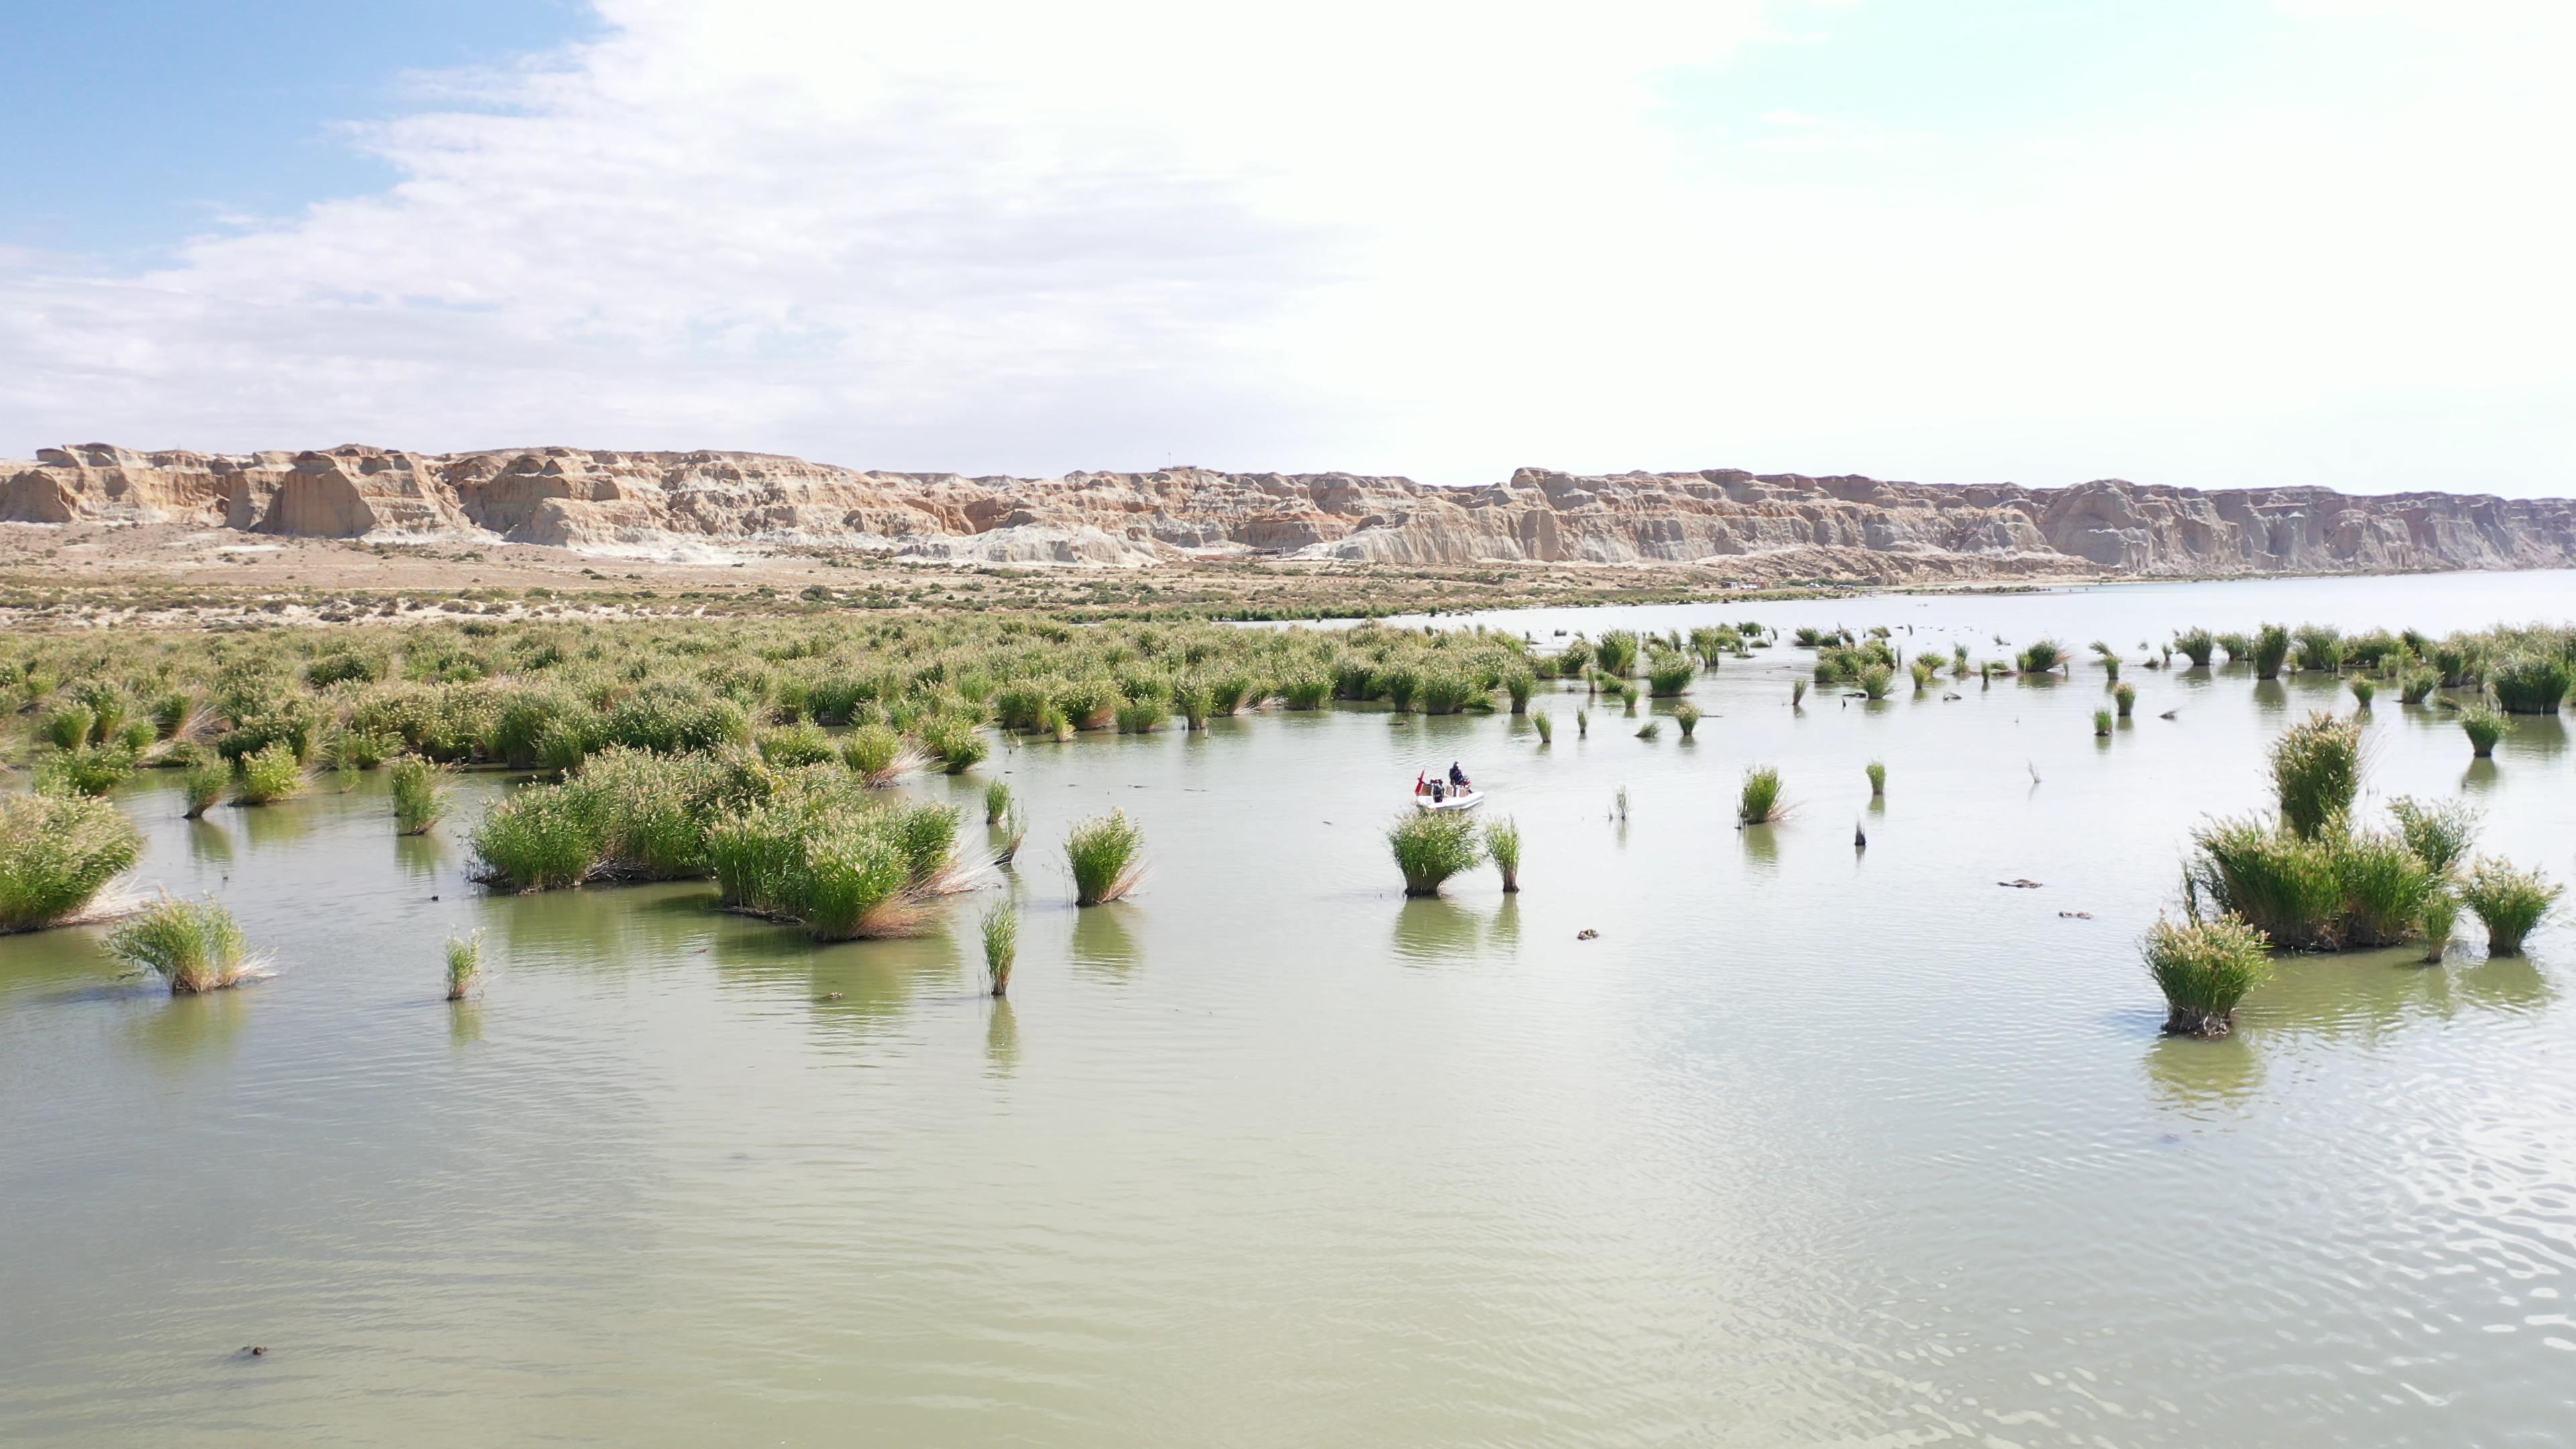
[1998,879,2044,889]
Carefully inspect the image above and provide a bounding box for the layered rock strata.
[6,443,2572,578]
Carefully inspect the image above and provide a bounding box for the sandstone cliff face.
[5,443,2571,580]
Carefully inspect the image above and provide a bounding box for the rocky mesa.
[6,442,2574,580]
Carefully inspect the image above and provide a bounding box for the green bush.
[1065,810,1144,906]
[2461,859,2560,955]
[2387,796,2478,877]
[470,782,604,891]
[2251,623,2291,680]
[1738,765,1785,825]
[230,742,305,806]
[1388,810,1485,897]
[2269,712,2360,839]
[2488,654,2571,714]
[2460,703,2512,758]
[2145,914,2271,1037]
[2187,818,2345,951]
[108,896,252,994]
[0,792,143,932]
[2172,629,2216,667]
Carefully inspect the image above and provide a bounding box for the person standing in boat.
[1448,762,1470,792]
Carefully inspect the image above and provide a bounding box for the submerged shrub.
[2400,668,2439,705]
[921,716,990,774]
[2145,913,2271,1038]
[1860,664,1894,700]
[2173,628,2216,667]
[37,745,137,798]
[109,896,252,994]
[1866,761,1886,796]
[2269,712,2361,839]
[2292,625,2345,673]
[2387,796,2478,877]
[230,742,305,806]
[2092,708,2113,738]
[1532,710,1554,745]
[2349,676,2375,710]
[2114,682,2138,718]
[2461,859,2560,955]
[2214,631,2251,664]
[2333,829,2438,948]
[445,931,484,1001]
[1646,653,1695,698]
[1485,816,1521,893]
[981,903,1018,997]
[1674,703,1701,739]
[2459,702,2512,758]
[1065,810,1144,906]
[181,757,228,819]
[0,792,144,932]
[1388,810,1485,897]
[2418,890,2459,964]
[2016,639,2066,675]
[2489,654,2571,714]
[2251,623,2291,680]
[2187,818,2345,951]
[470,783,604,892]
[1738,765,1785,825]
[391,755,451,836]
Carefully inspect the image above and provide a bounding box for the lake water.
[5,572,2575,1446]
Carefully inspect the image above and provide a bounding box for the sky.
[2,0,2570,494]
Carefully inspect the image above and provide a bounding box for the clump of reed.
[2387,796,2478,876]
[470,782,606,891]
[1388,810,1485,897]
[181,757,229,819]
[108,896,252,994]
[921,716,989,774]
[445,931,484,1000]
[2113,683,2137,718]
[2185,818,2346,951]
[841,722,911,785]
[1646,652,1695,698]
[981,902,1018,996]
[1865,761,1886,796]
[1633,719,1661,741]
[1674,703,1701,740]
[2399,668,2438,705]
[2016,639,2067,675]
[1065,810,1144,906]
[2269,712,2361,839]
[1505,672,1535,714]
[2331,828,2438,947]
[2092,641,2121,680]
[2459,702,2511,758]
[1532,711,1554,745]
[2349,676,2375,710]
[229,742,305,806]
[1737,765,1785,825]
[2418,890,2459,964]
[2214,631,2251,665]
[995,803,1027,865]
[2292,625,2345,673]
[757,720,837,768]
[1909,656,1941,692]
[1791,680,1808,708]
[1576,709,1589,738]
[2173,628,2216,667]
[390,755,452,836]
[1860,663,1894,700]
[35,745,138,798]
[984,780,1012,824]
[706,793,964,940]
[2092,708,2113,738]
[2487,654,2571,714]
[2145,912,2271,1037]
[1485,817,1521,893]
[2460,859,2559,955]
[0,791,144,933]
[2250,623,2291,679]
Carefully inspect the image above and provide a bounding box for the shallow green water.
[5,573,2575,1446]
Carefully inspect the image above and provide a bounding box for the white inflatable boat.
[1412,788,1485,812]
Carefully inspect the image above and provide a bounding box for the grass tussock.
[1485,816,1522,892]
[1674,703,1701,739]
[1065,810,1144,906]
[2146,912,2271,1036]
[180,757,229,819]
[1738,765,1786,825]
[445,931,484,1000]
[2459,702,2512,757]
[229,742,305,806]
[1866,760,1886,796]
[2092,708,2113,738]
[108,896,253,994]
[2387,796,2479,877]
[1389,810,1485,897]
[2460,859,2560,955]
[0,791,144,933]
[981,902,1018,996]
[2418,890,2459,964]
[390,755,452,836]
[2269,712,2361,839]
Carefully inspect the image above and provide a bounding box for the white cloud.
[3,0,2571,494]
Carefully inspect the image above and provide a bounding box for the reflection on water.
[2252,678,2290,714]
[448,998,484,1048]
[394,831,449,885]
[2142,1030,2267,1111]
[232,798,315,849]
[2250,945,2555,1042]
[2461,758,2501,793]
[1068,903,1140,979]
[123,983,253,1073]
[184,818,233,866]
[983,998,1019,1077]
[2501,712,2569,761]
[1739,822,1781,866]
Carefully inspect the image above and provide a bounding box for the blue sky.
[2,0,2568,496]
[2,1,592,258]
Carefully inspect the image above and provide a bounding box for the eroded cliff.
[6,443,2571,580]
